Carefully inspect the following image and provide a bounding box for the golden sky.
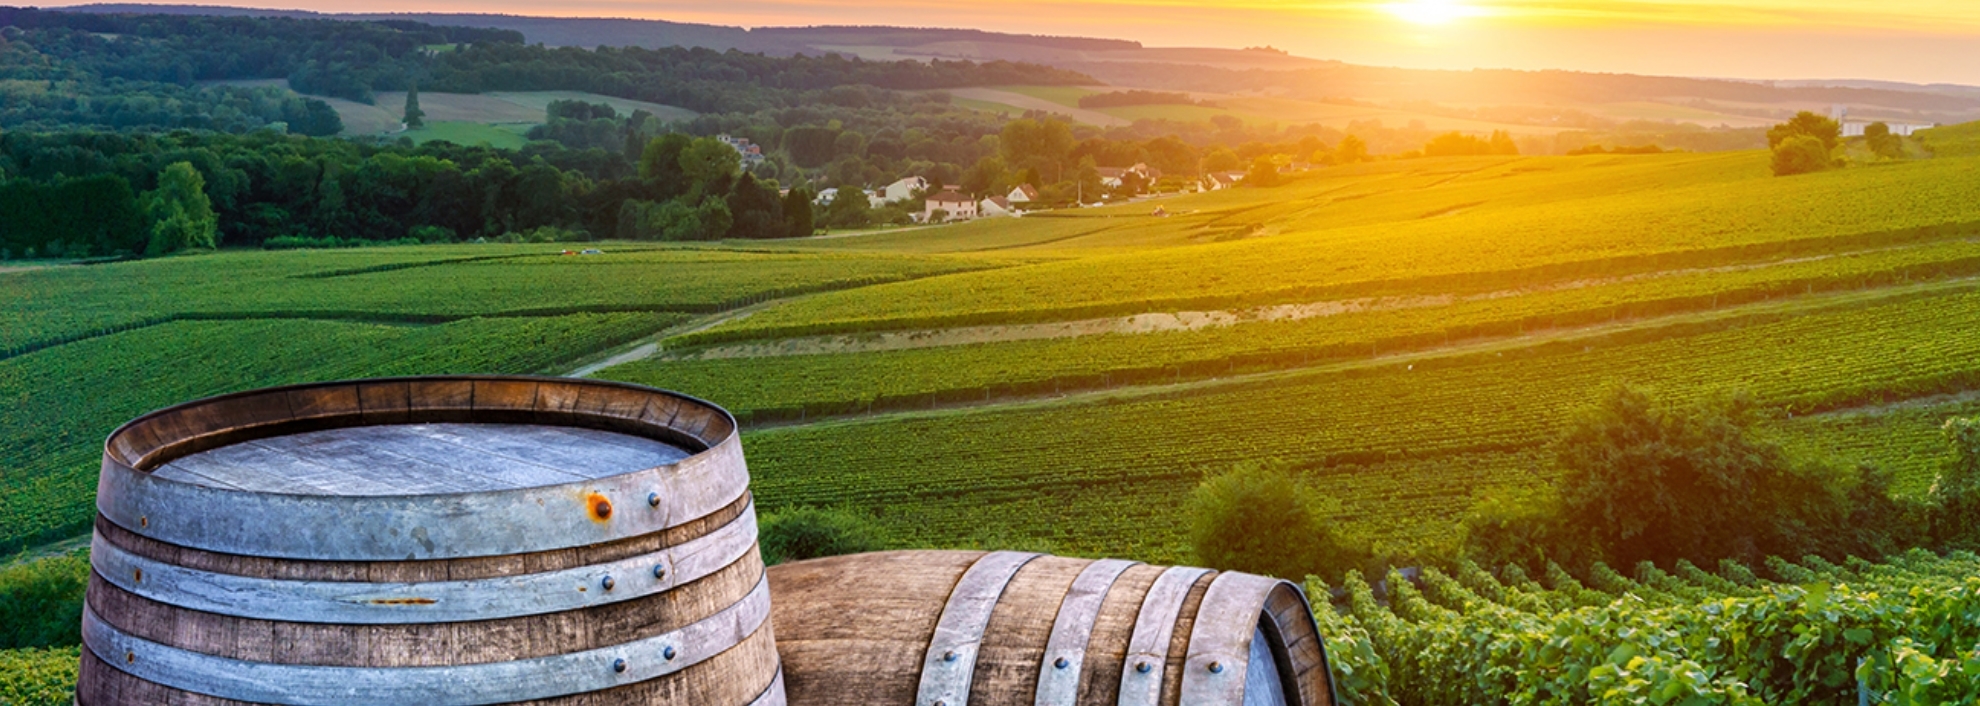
[70,1,1980,84]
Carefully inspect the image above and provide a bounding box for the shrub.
[758,507,883,565]
[1772,134,1836,176]
[0,551,88,650]
[1188,462,1369,581]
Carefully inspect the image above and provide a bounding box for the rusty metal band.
[81,573,772,706]
[1116,565,1213,706]
[1180,572,1283,705]
[916,551,1042,706]
[89,502,758,624]
[94,434,750,561]
[1034,559,1139,706]
[748,667,787,706]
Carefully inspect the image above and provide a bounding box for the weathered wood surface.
[766,551,1335,706]
[154,423,691,494]
[80,376,779,705]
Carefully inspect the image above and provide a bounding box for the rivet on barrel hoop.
[653,565,667,580]
[649,492,661,507]
[1135,661,1152,674]
[1209,661,1224,674]
[601,576,616,591]
[612,658,627,674]
[664,646,678,661]
[943,650,957,662]
[1054,657,1069,669]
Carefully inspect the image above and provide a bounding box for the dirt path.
[661,246,1895,362]
[949,88,1130,127]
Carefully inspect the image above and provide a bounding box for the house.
[869,176,929,208]
[716,134,767,167]
[979,196,1019,218]
[1096,167,1128,189]
[1007,184,1040,204]
[1841,121,1936,137]
[924,187,978,223]
[1202,171,1246,191]
[814,187,840,206]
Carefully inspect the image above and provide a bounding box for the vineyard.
[733,284,1980,558]
[604,239,1980,421]
[1316,550,1980,705]
[694,153,1980,342]
[11,139,1980,702]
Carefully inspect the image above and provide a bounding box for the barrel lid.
[96,376,750,561]
[153,423,691,495]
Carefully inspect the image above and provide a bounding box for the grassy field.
[202,80,697,142]
[396,120,532,148]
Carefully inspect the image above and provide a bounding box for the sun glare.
[1384,0,1479,26]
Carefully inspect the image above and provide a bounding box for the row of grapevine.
[0,244,996,352]
[1316,551,1980,705]
[740,287,1980,558]
[612,238,1980,420]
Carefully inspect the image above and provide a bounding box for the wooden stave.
[77,611,783,706]
[77,530,778,703]
[765,551,1336,706]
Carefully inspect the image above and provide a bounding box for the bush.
[1772,134,1836,176]
[1930,417,1980,547]
[1188,462,1369,581]
[1469,385,1915,572]
[758,507,883,565]
[0,552,88,650]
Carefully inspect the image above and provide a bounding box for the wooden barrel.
[766,551,1335,706]
[78,376,784,706]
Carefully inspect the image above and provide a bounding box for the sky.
[64,1,1980,84]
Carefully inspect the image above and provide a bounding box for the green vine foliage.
[1314,552,1980,705]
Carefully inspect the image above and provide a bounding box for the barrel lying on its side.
[79,376,784,706]
[767,550,1334,706]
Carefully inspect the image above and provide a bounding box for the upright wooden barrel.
[78,376,784,706]
[767,551,1334,706]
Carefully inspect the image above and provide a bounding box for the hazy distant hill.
[44,3,1980,123]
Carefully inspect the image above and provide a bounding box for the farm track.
[733,275,1980,433]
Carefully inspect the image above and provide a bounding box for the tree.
[678,137,742,196]
[143,162,219,255]
[1189,462,1369,581]
[1489,130,1520,155]
[1767,111,1842,151]
[1551,386,1856,568]
[1335,135,1369,164]
[758,507,882,565]
[1864,122,1904,159]
[1771,134,1834,177]
[782,187,815,238]
[1242,155,1283,188]
[1199,147,1242,173]
[403,83,424,129]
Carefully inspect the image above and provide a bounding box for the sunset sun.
[1384,0,1480,26]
